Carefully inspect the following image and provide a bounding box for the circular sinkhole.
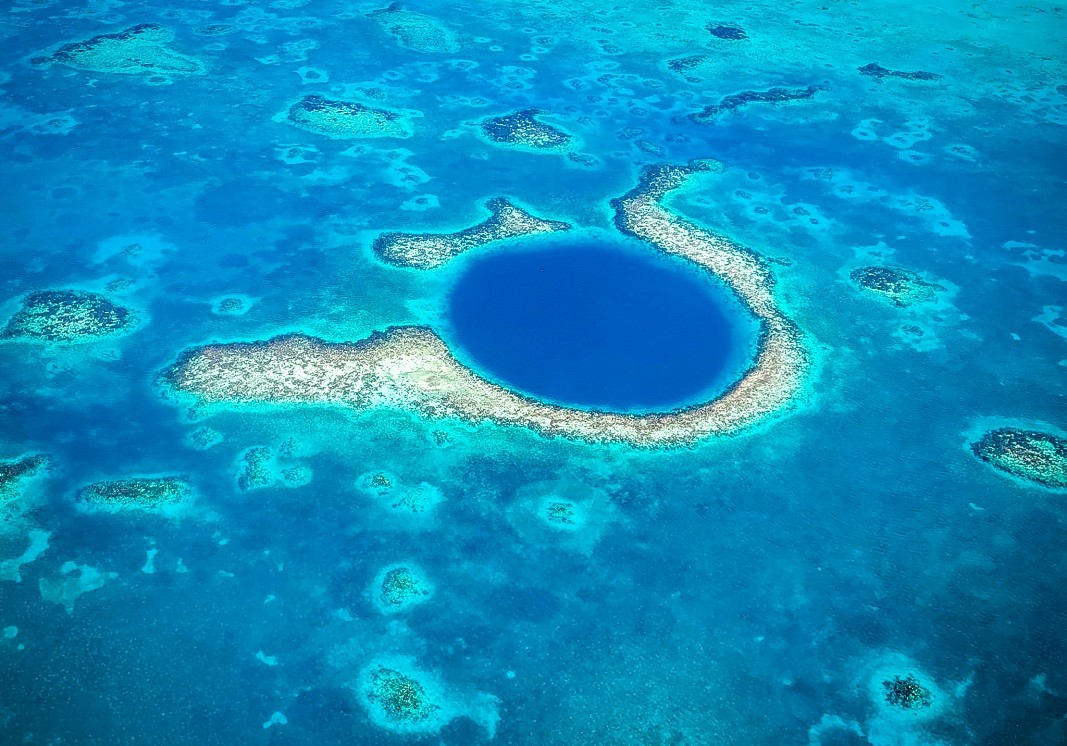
[442,233,762,413]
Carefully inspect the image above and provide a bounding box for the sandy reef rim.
[160,161,810,446]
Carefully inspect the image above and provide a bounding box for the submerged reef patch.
[849,265,942,307]
[0,455,49,530]
[40,24,206,76]
[160,160,808,447]
[236,444,311,491]
[368,4,460,53]
[707,23,747,40]
[353,656,498,738]
[882,674,933,711]
[507,478,618,555]
[691,86,822,123]
[970,427,1067,490]
[1,290,137,344]
[356,471,445,527]
[211,295,254,316]
[370,563,433,614]
[284,95,413,139]
[76,476,194,516]
[479,109,576,152]
[373,198,570,269]
[859,63,942,82]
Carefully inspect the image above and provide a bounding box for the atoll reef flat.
[163,162,807,446]
[3,0,1065,743]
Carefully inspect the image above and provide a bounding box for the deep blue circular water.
[444,237,757,412]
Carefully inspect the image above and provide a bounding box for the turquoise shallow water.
[1,1,1066,744]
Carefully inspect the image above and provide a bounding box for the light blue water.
[0,1,1065,745]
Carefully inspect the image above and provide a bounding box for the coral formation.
[368,4,459,53]
[185,426,223,450]
[353,657,498,738]
[211,295,253,316]
[161,160,808,446]
[971,427,1067,490]
[707,23,747,40]
[849,265,942,307]
[2,290,136,344]
[285,95,413,139]
[479,109,576,151]
[882,674,933,711]
[373,197,570,269]
[691,86,822,123]
[42,24,206,76]
[237,446,275,491]
[859,63,941,82]
[77,476,193,515]
[0,455,49,528]
[371,563,433,613]
[361,664,443,732]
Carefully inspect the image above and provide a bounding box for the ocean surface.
[1,1,1065,744]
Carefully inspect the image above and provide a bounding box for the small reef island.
[34,24,206,78]
[970,426,1067,490]
[159,161,809,447]
[1,290,138,345]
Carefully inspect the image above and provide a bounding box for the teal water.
[444,236,756,412]
[1,1,1065,745]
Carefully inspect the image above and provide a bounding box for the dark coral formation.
[0,455,48,493]
[882,674,933,711]
[236,446,275,491]
[2,290,136,343]
[859,63,941,82]
[480,109,575,150]
[378,566,431,609]
[544,501,577,526]
[667,55,708,76]
[707,23,747,40]
[45,24,205,75]
[691,86,822,123]
[287,95,412,139]
[0,455,48,515]
[849,266,941,307]
[215,297,246,315]
[367,666,440,724]
[971,427,1067,490]
[78,476,191,511]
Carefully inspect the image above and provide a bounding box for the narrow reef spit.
[690,86,822,123]
[858,63,942,82]
[373,198,570,269]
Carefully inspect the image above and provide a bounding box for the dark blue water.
[444,237,756,412]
